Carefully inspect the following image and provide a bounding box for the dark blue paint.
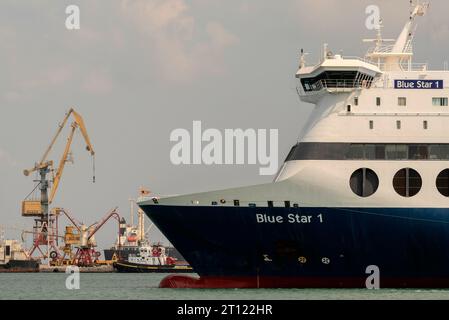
[140,205,449,279]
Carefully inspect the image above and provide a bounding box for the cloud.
[293,0,352,21]
[3,91,20,103]
[429,23,449,42]
[120,0,239,82]
[82,70,114,94]
[291,0,395,29]
[206,22,239,49]
[0,148,17,167]
[17,65,74,91]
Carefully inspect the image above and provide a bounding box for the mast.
[365,1,429,71]
[391,1,428,53]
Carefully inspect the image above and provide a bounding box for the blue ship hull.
[140,204,449,288]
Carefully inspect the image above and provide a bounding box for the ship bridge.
[296,53,382,103]
[296,1,430,104]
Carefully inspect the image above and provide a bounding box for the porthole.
[436,169,449,197]
[393,168,422,197]
[349,168,379,197]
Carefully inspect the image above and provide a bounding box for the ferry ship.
[138,2,449,288]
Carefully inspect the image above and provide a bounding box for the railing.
[381,61,428,72]
[342,55,428,72]
[331,55,428,72]
[366,44,413,55]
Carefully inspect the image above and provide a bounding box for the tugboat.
[0,239,39,272]
[113,243,193,273]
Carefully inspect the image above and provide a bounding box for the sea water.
[0,273,449,300]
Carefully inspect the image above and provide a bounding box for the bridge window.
[300,71,373,92]
[432,97,448,106]
[436,169,449,197]
[393,168,422,197]
[398,97,407,106]
[354,97,359,106]
[350,168,379,197]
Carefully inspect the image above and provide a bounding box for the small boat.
[0,239,39,273]
[113,243,194,273]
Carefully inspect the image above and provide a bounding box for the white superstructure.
[127,245,169,266]
[144,2,449,210]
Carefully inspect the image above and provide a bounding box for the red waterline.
[159,274,449,289]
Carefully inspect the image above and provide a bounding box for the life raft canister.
[127,233,138,242]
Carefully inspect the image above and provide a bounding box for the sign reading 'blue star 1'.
[394,79,444,89]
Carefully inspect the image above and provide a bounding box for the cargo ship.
[0,239,39,272]
[138,3,449,288]
[103,211,188,265]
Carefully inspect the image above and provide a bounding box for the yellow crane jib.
[22,108,95,217]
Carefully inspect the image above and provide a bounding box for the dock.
[39,264,115,273]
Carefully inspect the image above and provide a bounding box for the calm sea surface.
[1,273,449,300]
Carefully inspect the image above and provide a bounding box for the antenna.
[299,48,309,69]
[362,18,395,44]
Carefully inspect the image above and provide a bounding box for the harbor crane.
[22,108,95,261]
[71,207,121,267]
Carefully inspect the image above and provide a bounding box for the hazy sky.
[1,0,448,251]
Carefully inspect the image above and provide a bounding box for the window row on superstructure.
[286,143,449,161]
[353,96,448,107]
[367,120,429,130]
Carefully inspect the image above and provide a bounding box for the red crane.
[71,208,121,267]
